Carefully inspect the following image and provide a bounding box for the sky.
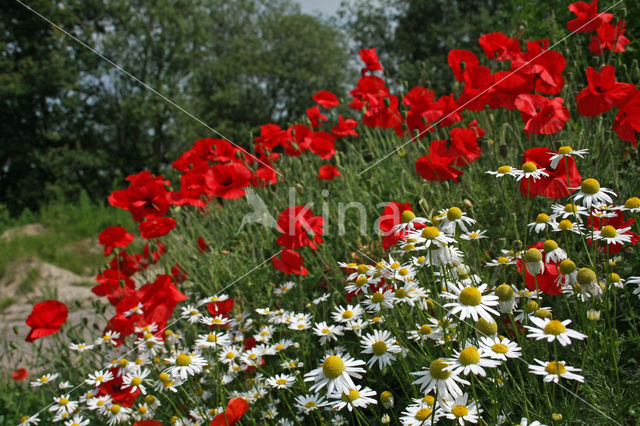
[296,0,343,16]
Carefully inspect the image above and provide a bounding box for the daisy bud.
[463,198,473,209]
[524,248,543,275]
[380,391,394,409]
[381,414,391,424]
[476,317,498,337]
[587,309,601,321]
[552,413,563,421]
[534,308,552,320]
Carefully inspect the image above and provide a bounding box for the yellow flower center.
[401,210,416,223]
[323,356,346,379]
[477,317,497,336]
[342,310,354,319]
[395,288,408,299]
[429,359,451,380]
[139,406,148,414]
[158,372,170,382]
[600,225,617,238]
[421,227,440,240]
[372,292,385,304]
[398,268,409,276]
[59,397,69,406]
[419,324,432,335]
[543,239,558,252]
[558,145,573,155]
[495,284,514,301]
[415,408,433,421]
[459,347,480,365]
[422,395,435,405]
[577,268,597,285]
[207,334,217,342]
[372,340,388,356]
[535,308,552,319]
[524,248,542,262]
[491,343,509,354]
[402,244,415,251]
[559,259,576,274]
[146,395,156,404]
[564,203,578,213]
[581,178,600,195]
[342,389,360,402]
[119,359,128,368]
[497,256,509,264]
[608,273,621,283]
[176,354,192,367]
[356,276,368,287]
[131,377,142,386]
[96,400,105,407]
[447,207,463,221]
[625,197,640,209]
[110,404,121,415]
[545,361,566,375]
[276,378,287,385]
[305,401,317,408]
[558,219,573,230]
[459,287,482,306]
[544,320,566,335]
[452,405,469,417]
[522,161,538,173]
[469,232,479,238]
[525,300,539,313]
[497,165,511,174]
[322,328,331,334]
[536,213,550,223]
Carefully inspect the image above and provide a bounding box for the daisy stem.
[504,364,529,418]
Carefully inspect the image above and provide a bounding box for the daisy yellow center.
[558,219,573,230]
[452,405,469,417]
[276,378,287,385]
[96,376,104,382]
[495,284,514,301]
[535,308,552,319]
[372,340,388,356]
[395,288,408,299]
[477,317,497,336]
[544,320,566,335]
[625,197,640,209]
[342,389,360,402]
[342,310,354,319]
[59,397,69,406]
[459,347,480,365]
[522,161,537,173]
[558,145,573,155]
[399,268,409,276]
[78,344,86,348]
[322,328,331,334]
[416,408,432,420]
[491,343,509,354]
[608,273,621,282]
[357,264,369,274]
[401,210,416,223]
[422,395,435,405]
[421,227,440,239]
[207,334,217,342]
[163,380,174,388]
[601,225,617,238]
[497,256,509,264]
[524,248,542,262]
[356,276,368,287]
[323,356,346,379]
[525,300,539,313]
[110,404,121,415]
[305,401,317,408]
[581,178,600,195]
[564,203,578,213]
[536,213,550,223]
[131,377,142,386]
[577,268,596,285]
[119,359,128,368]
[559,259,576,274]
[420,324,432,335]
[260,330,269,336]
[447,207,462,221]
[146,395,156,404]
[139,406,148,414]
[372,292,385,304]
[497,165,511,174]
[429,359,451,380]
[158,372,170,382]
[459,287,482,306]
[545,361,566,375]
[176,354,192,367]
[96,400,105,406]
[248,353,257,359]
[402,244,415,251]
[469,232,479,238]
[543,239,558,252]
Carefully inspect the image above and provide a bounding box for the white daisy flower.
[200,314,230,327]
[348,318,369,337]
[444,344,501,377]
[484,252,516,267]
[443,283,499,322]
[312,293,331,304]
[313,321,345,345]
[390,209,430,233]
[411,359,470,399]
[528,213,557,233]
[513,161,549,182]
[629,276,640,298]
[486,164,519,178]
[528,359,584,383]
[69,342,94,352]
[442,393,482,425]
[294,394,328,414]
[181,305,203,323]
[122,367,151,394]
[361,288,395,312]
[86,395,112,413]
[274,281,296,296]
[58,381,72,390]
[105,404,132,425]
[406,226,456,250]
[266,374,296,389]
[593,224,633,246]
[524,317,587,346]
[494,283,518,314]
[18,415,40,426]
[86,370,114,387]
[63,415,90,426]
[95,330,120,346]
[332,304,363,323]
[303,352,366,396]
[360,329,402,369]
[438,206,476,234]
[48,394,78,416]
[400,399,440,425]
[195,330,232,349]
[550,202,589,222]
[621,196,640,212]
[408,323,443,342]
[124,302,144,317]
[331,385,377,412]
[164,353,208,380]
[572,178,616,210]
[542,239,567,263]
[460,229,488,241]
[548,146,589,169]
[478,336,522,361]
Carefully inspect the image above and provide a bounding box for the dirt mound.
[0,223,46,241]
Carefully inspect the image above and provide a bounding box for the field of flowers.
[3,1,640,425]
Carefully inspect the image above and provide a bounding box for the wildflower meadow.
[3,1,640,425]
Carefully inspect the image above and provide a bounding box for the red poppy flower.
[197,237,210,254]
[205,162,252,199]
[517,242,562,295]
[331,115,358,138]
[359,48,383,75]
[478,32,522,61]
[313,90,339,108]
[379,202,413,250]
[253,123,290,156]
[108,171,172,222]
[98,226,134,256]
[12,368,28,381]
[169,170,207,208]
[306,105,328,129]
[576,65,637,116]
[139,274,186,327]
[510,40,566,95]
[317,165,342,181]
[447,49,479,82]
[429,127,482,167]
[518,147,582,199]
[138,217,177,239]
[271,249,308,276]
[276,206,324,250]
[402,86,437,137]
[25,300,68,342]
[415,151,463,183]
[514,94,570,135]
[456,64,495,111]
[568,0,613,33]
[309,132,336,160]
[589,21,630,55]
[133,421,163,426]
[613,90,640,146]
[93,269,136,305]
[98,371,140,407]
[208,298,234,317]
[211,398,250,426]
[490,70,533,110]
[171,263,188,285]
